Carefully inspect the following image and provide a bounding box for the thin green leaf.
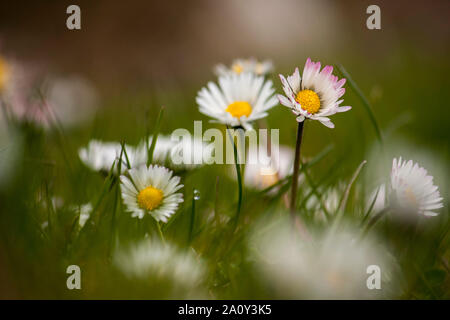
[336,160,367,218]
[337,64,383,145]
[188,189,196,244]
[147,106,165,166]
[361,185,381,225]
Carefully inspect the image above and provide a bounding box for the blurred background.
[0,0,449,299]
[1,0,448,145]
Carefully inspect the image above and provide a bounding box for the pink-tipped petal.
[287,67,301,93]
[337,106,352,112]
[277,94,293,108]
[335,78,346,89]
[320,120,335,128]
[321,65,333,77]
[306,57,312,67]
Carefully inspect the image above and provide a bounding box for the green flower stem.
[232,137,243,230]
[188,189,196,244]
[156,220,165,244]
[227,126,243,231]
[361,207,390,238]
[290,121,305,216]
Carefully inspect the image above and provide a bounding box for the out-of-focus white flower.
[250,218,397,299]
[142,135,176,165]
[76,203,92,228]
[143,134,214,170]
[278,58,351,128]
[390,157,443,217]
[120,165,183,222]
[114,239,205,287]
[0,56,42,125]
[196,73,278,130]
[365,138,447,220]
[66,203,92,228]
[43,75,99,128]
[0,55,25,99]
[215,58,273,77]
[78,140,146,173]
[1,57,98,129]
[79,140,120,172]
[233,145,294,191]
[79,134,214,174]
[66,203,93,228]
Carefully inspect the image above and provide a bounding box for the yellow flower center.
[404,187,418,207]
[137,186,164,211]
[295,89,321,114]
[259,168,279,188]
[0,57,9,91]
[232,63,243,74]
[255,63,264,75]
[226,101,252,119]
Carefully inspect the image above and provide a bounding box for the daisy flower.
[78,140,146,173]
[278,58,351,128]
[0,56,38,121]
[120,165,184,222]
[196,73,278,130]
[168,135,214,169]
[390,157,443,217]
[140,134,214,170]
[79,140,121,172]
[214,58,273,77]
[251,218,398,299]
[0,56,58,129]
[114,239,205,288]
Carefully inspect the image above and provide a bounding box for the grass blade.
[337,64,383,145]
[303,168,331,221]
[188,189,197,244]
[147,106,165,166]
[226,127,243,231]
[336,159,367,215]
[361,185,381,225]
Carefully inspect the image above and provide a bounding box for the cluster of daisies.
[75,57,444,230]
[78,134,214,223]
[196,57,443,221]
[1,53,445,296]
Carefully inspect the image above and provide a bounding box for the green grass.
[0,55,449,300]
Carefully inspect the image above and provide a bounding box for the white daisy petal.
[287,67,301,93]
[320,120,335,128]
[277,94,293,108]
[120,165,184,223]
